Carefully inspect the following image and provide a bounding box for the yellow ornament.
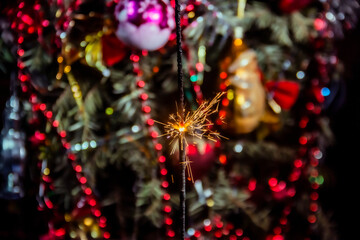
[228,49,266,134]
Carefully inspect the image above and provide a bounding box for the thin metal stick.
[174,0,186,239]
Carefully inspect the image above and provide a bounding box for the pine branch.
[290,12,312,43]
[135,179,164,227]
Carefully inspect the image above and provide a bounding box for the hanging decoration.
[0,94,27,199]
[114,0,175,51]
[130,53,175,238]
[265,80,300,111]
[226,49,266,134]
[278,0,314,13]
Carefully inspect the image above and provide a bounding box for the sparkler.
[155,92,226,153]
[155,92,227,181]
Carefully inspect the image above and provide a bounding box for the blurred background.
[1,0,360,239]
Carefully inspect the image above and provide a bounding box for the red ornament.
[278,0,314,13]
[101,33,127,66]
[186,143,216,180]
[265,80,300,110]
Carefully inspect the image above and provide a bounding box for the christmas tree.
[1,0,359,239]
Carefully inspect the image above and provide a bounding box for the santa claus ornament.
[228,49,266,134]
[114,0,175,51]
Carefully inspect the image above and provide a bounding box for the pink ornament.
[114,0,175,51]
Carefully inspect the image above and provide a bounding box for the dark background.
[0,19,360,240]
[321,23,360,239]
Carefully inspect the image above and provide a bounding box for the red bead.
[194,85,200,92]
[248,178,257,191]
[279,217,287,225]
[299,117,309,128]
[204,225,212,232]
[235,229,243,236]
[140,93,148,101]
[186,4,194,11]
[63,142,71,149]
[20,75,28,82]
[164,205,171,213]
[310,192,319,200]
[308,214,317,223]
[131,54,140,62]
[272,235,284,240]
[159,156,166,163]
[214,230,222,238]
[155,143,162,151]
[160,168,168,176]
[52,120,59,127]
[163,193,171,200]
[142,106,151,113]
[165,217,173,225]
[299,136,307,145]
[103,232,111,239]
[84,188,92,195]
[273,226,281,235]
[94,209,101,217]
[294,159,303,168]
[18,49,25,56]
[45,198,53,209]
[89,199,97,206]
[137,80,145,88]
[219,110,226,118]
[310,202,318,212]
[167,230,175,237]
[18,36,24,44]
[216,222,223,228]
[55,228,65,237]
[46,111,53,119]
[39,104,46,111]
[219,72,227,79]
[147,119,154,126]
[219,154,227,164]
[222,98,229,107]
[60,131,67,138]
[162,181,169,188]
[150,131,158,138]
[268,178,278,187]
[68,154,76,161]
[79,177,87,184]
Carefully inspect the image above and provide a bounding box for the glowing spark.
[156,92,227,154]
[155,92,227,181]
[181,157,194,183]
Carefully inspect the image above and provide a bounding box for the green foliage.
[136,179,164,227]
[0,38,14,73]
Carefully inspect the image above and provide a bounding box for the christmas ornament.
[172,140,216,180]
[102,32,127,66]
[265,80,300,110]
[84,32,109,73]
[114,0,175,51]
[228,49,266,134]
[278,0,314,13]
[0,95,27,199]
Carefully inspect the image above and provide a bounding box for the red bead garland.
[131,54,175,238]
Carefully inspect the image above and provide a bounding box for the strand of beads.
[28,93,111,239]
[15,32,110,237]
[131,52,175,238]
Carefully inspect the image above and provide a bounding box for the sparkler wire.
[174,0,186,238]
